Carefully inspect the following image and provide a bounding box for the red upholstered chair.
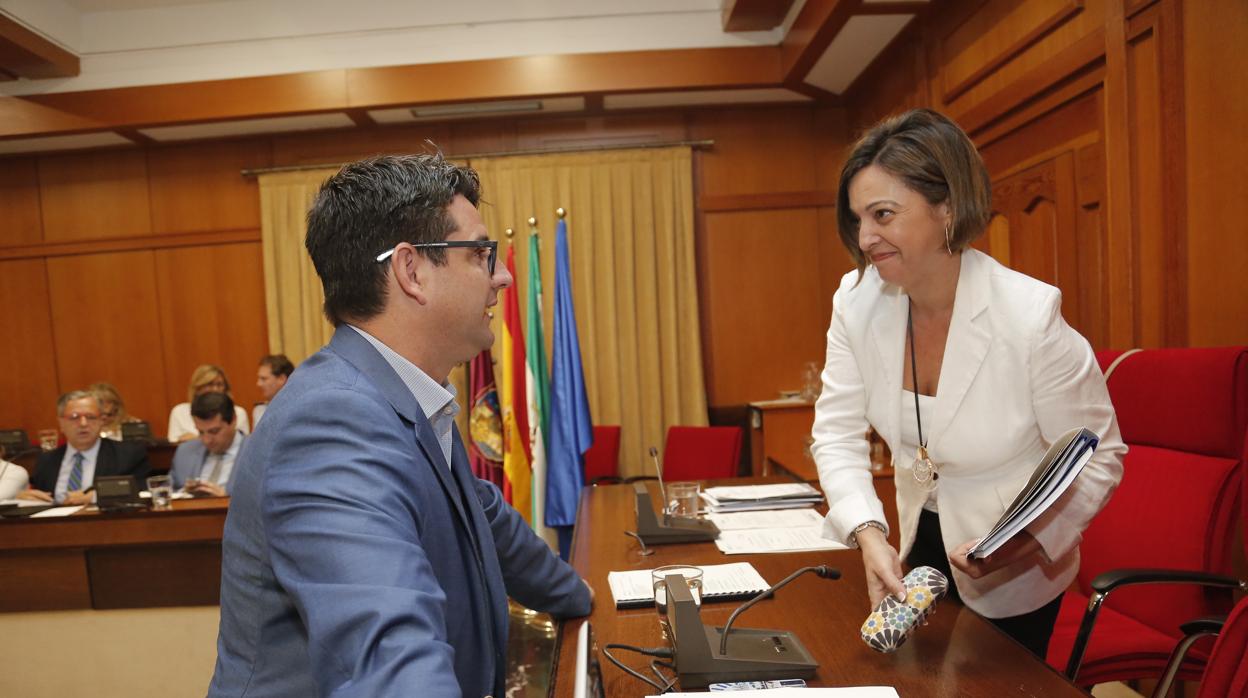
[660,426,743,481]
[583,425,622,486]
[1047,347,1248,687]
[1188,595,1248,698]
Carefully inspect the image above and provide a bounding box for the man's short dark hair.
[191,391,236,424]
[305,153,482,326]
[259,354,295,378]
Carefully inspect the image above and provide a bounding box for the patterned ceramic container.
[860,565,949,653]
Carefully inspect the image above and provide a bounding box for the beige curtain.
[257,169,337,363]
[256,147,708,476]
[469,146,707,478]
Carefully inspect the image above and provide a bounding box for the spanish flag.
[500,244,533,524]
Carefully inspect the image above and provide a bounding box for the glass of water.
[665,481,701,519]
[146,475,173,511]
[651,564,703,616]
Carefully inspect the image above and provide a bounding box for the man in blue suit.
[210,154,592,697]
[170,392,244,497]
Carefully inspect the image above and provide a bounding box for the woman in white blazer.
[812,109,1126,657]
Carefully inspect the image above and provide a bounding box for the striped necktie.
[67,451,84,491]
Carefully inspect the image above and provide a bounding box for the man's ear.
[391,245,431,305]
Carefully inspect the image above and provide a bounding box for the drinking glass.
[147,475,173,511]
[665,482,701,519]
[651,564,703,617]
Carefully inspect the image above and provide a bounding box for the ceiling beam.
[721,0,798,32]
[780,0,860,87]
[0,13,79,80]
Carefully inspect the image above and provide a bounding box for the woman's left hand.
[948,531,1043,579]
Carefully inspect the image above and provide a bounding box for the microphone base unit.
[666,574,819,689]
[634,483,719,545]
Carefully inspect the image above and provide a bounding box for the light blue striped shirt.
[348,325,459,468]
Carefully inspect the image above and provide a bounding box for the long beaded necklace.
[908,300,938,488]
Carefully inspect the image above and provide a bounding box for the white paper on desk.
[29,505,84,518]
[715,526,848,555]
[648,687,900,697]
[702,483,821,502]
[707,508,825,531]
[607,562,769,606]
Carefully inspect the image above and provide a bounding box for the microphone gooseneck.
[718,565,840,655]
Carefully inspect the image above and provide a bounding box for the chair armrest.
[1179,615,1227,637]
[588,476,623,487]
[1091,568,1245,595]
[1066,569,1246,681]
[622,475,657,484]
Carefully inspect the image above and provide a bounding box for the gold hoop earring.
[944,224,953,256]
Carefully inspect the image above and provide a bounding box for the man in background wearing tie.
[20,390,151,505]
[170,392,244,497]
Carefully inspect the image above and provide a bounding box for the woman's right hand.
[856,527,907,608]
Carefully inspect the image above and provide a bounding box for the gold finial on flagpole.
[527,216,537,227]
[504,227,514,239]
[556,207,566,219]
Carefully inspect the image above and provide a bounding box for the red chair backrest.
[583,425,621,481]
[1081,347,1247,636]
[1198,595,1248,698]
[661,426,742,481]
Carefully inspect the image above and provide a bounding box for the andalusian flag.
[500,244,532,524]
[526,226,552,535]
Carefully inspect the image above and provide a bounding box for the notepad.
[607,562,769,609]
[700,483,823,513]
[968,426,1099,559]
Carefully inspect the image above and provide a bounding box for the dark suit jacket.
[210,326,590,698]
[31,439,152,493]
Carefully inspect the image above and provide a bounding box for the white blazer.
[812,249,1126,618]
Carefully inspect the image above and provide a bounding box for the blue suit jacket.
[170,435,245,492]
[209,326,590,697]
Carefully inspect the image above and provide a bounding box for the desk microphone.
[631,446,718,546]
[718,565,840,655]
[665,565,835,688]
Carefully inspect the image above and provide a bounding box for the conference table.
[549,481,1088,697]
[0,497,227,612]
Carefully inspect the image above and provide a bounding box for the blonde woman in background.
[89,382,141,441]
[167,364,251,442]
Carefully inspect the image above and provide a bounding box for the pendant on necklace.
[912,445,937,488]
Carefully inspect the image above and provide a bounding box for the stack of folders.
[699,483,823,513]
[969,426,1100,559]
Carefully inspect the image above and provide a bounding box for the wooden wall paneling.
[46,251,169,434]
[815,205,854,325]
[153,242,269,426]
[448,118,521,155]
[1099,0,1137,350]
[0,259,59,436]
[1075,140,1109,349]
[269,123,452,167]
[38,149,152,243]
[1125,18,1167,347]
[939,0,1106,121]
[1183,0,1248,347]
[700,208,827,406]
[689,107,818,197]
[0,156,43,247]
[147,139,270,235]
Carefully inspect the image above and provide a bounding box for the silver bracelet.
[850,520,886,548]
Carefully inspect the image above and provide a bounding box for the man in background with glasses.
[19,390,151,505]
[210,153,592,698]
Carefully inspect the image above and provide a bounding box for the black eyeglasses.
[375,240,498,275]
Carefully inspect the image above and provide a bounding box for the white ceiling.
[0,0,923,151]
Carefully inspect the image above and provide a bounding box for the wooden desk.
[0,498,227,612]
[550,482,1085,697]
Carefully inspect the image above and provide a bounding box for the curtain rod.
[240,138,715,177]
